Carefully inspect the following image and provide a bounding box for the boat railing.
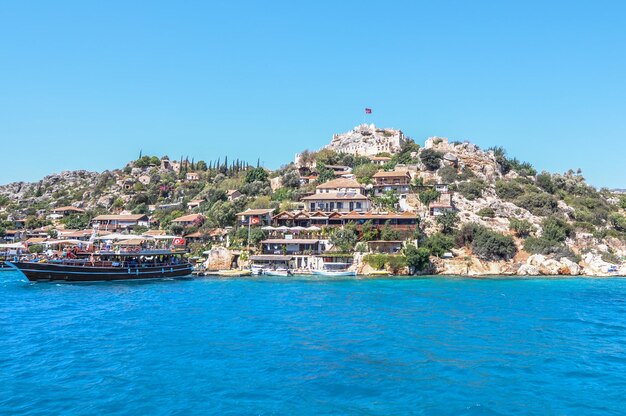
[29,259,190,268]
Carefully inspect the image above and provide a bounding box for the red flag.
[172,238,186,246]
[365,108,372,114]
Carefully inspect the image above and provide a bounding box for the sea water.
[1,271,625,415]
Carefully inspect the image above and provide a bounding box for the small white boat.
[263,268,292,277]
[312,269,356,277]
[251,265,265,275]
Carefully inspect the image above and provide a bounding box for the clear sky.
[1,1,625,187]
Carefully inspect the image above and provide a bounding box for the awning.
[250,255,294,261]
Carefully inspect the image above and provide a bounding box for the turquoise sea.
[1,271,625,415]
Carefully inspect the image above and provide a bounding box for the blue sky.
[1,1,625,187]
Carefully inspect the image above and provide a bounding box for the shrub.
[455,223,484,247]
[514,192,558,216]
[541,216,573,243]
[386,255,407,274]
[509,218,534,237]
[455,223,517,261]
[438,166,458,183]
[471,230,517,261]
[477,207,495,218]
[364,253,387,270]
[404,245,431,273]
[457,179,486,200]
[495,180,525,200]
[536,172,555,193]
[609,213,626,232]
[423,233,454,257]
[601,251,620,264]
[420,149,443,171]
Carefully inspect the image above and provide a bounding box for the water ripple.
[1,272,626,415]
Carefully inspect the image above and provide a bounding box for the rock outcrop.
[325,124,408,156]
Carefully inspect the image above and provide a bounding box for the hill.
[1,125,625,276]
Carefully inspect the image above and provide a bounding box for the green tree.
[330,223,358,253]
[380,224,401,241]
[196,160,208,171]
[316,163,335,184]
[404,244,431,273]
[471,229,517,261]
[436,210,458,234]
[419,188,440,206]
[353,163,380,184]
[245,167,268,184]
[420,149,443,171]
[423,233,454,257]
[457,179,486,200]
[281,170,301,188]
[374,191,399,210]
[360,220,378,242]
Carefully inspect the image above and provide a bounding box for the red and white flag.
[365,108,372,114]
[172,238,186,246]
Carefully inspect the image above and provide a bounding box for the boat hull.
[6,261,193,282]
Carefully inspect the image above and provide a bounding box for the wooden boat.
[7,249,192,282]
[0,243,26,272]
[313,261,356,277]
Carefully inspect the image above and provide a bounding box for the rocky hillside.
[1,124,625,276]
[404,137,626,276]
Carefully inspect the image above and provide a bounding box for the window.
[356,202,362,210]
[337,202,343,209]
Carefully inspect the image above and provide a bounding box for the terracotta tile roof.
[315,178,363,189]
[52,206,85,213]
[372,171,411,178]
[236,208,275,216]
[92,214,148,221]
[172,213,204,223]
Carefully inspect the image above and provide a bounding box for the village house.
[51,206,85,216]
[171,213,205,228]
[301,178,371,213]
[260,238,324,256]
[368,155,392,166]
[367,240,405,254]
[90,214,150,231]
[372,171,413,197]
[236,208,274,226]
[226,189,242,201]
[186,172,200,181]
[187,199,204,210]
[429,193,454,216]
